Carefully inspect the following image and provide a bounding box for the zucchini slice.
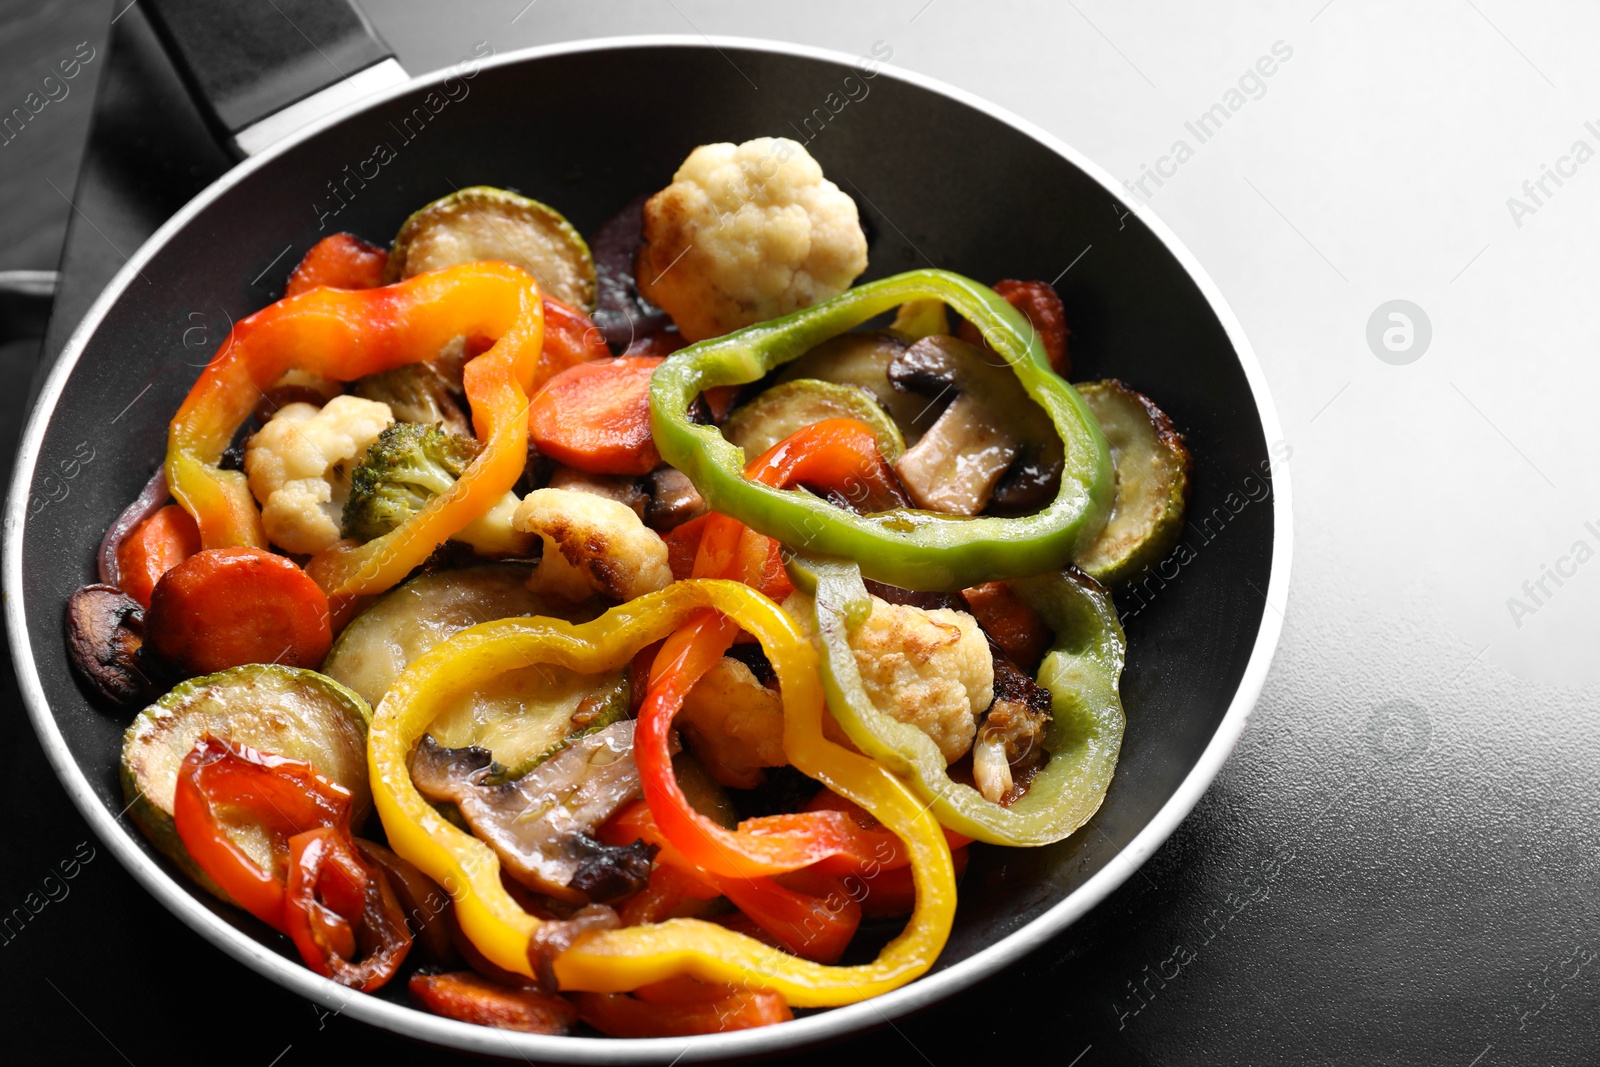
[723,378,906,462]
[389,186,596,310]
[427,666,629,782]
[777,331,939,442]
[1074,379,1191,584]
[323,564,568,707]
[120,665,371,893]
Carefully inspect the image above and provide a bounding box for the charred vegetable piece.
[350,363,471,437]
[1074,379,1191,584]
[120,665,371,896]
[409,971,578,1034]
[589,193,672,348]
[284,233,387,297]
[66,584,153,706]
[887,334,1064,516]
[388,186,596,310]
[355,839,456,963]
[321,564,564,706]
[145,547,333,675]
[427,667,630,782]
[723,379,905,463]
[971,653,1054,805]
[341,422,531,558]
[409,721,652,903]
[776,330,936,441]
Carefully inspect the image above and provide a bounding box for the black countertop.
[2,3,1595,1065]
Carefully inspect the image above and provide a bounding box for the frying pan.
[3,2,1291,1061]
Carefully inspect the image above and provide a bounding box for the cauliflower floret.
[512,488,673,603]
[637,136,868,341]
[788,590,994,765]
[245,395,393,555]
[678,656,786,789]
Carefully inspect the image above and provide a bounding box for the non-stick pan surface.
[5,37,1289,1062]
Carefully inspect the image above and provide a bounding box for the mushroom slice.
[410,720,654,904]
[66,584,154,707]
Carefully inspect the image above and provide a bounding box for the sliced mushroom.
[887,335,1063,516]
[972,652,1054,806]
[409,721,654,904]
[65,584,156,707]
[547,465,649,520]
[777,330,938,441]
[644,466,706,532]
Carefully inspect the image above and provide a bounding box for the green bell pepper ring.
[790,554,1125,846]
[649,269,1113,591]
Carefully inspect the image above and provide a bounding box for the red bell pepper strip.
[283,827,412,991]
[172,735,353,928]
[634,420,919,880]
[173,736,410,989]
[601,801,861,964]
[283,234,387,297]
[409,971,577,1034]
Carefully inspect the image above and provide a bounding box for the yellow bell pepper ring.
[368,579,957,1007]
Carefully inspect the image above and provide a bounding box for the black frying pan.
[4,3,1291,1061]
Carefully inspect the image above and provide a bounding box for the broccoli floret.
[342,422,530,556]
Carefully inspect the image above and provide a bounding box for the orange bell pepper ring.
[164,262,550,604]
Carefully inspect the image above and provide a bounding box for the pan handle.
[141,0,409,157]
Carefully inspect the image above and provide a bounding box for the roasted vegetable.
[367,580,957,1001]
[321,564,560,707]
[145,547,333,675]
[795,556,1124,846]
[65,584,152,706]
[120,665,371,895]
[409,971,577,1034]
[1073,379,1191,584]
[285,233,387,297]
[887,334,1063,516]
[410,722,650,903]
[957,279,1069,376]
[650,269,1112,591]
[341,422,531,558]
[426,667,629,781]
[350,363,471,437]
[723,378,905,464]
[512,488,674,604]
[526,356,663,476]
[115,504,201,609]
[637,137,867,341]
[776,331,935,439]
[389,186,595,310]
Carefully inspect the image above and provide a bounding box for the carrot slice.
[409,971,576,1034]
[116,504,201,609]
[284,234,387,297]
[573,985,791,1036]
[145,547,332,674]
[527,355,663,475]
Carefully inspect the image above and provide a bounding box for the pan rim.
[4,32,1292,1064]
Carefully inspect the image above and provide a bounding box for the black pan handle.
[141,0,408,156]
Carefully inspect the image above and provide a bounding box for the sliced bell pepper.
[791,555,1126,846]
[574,981,792,1036]
[283,826,412,992]
[649,268,1113,591]
[635,418,912,881]
[368,579,956,1006]
[172,734,353,927]
[165,262,548,606]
